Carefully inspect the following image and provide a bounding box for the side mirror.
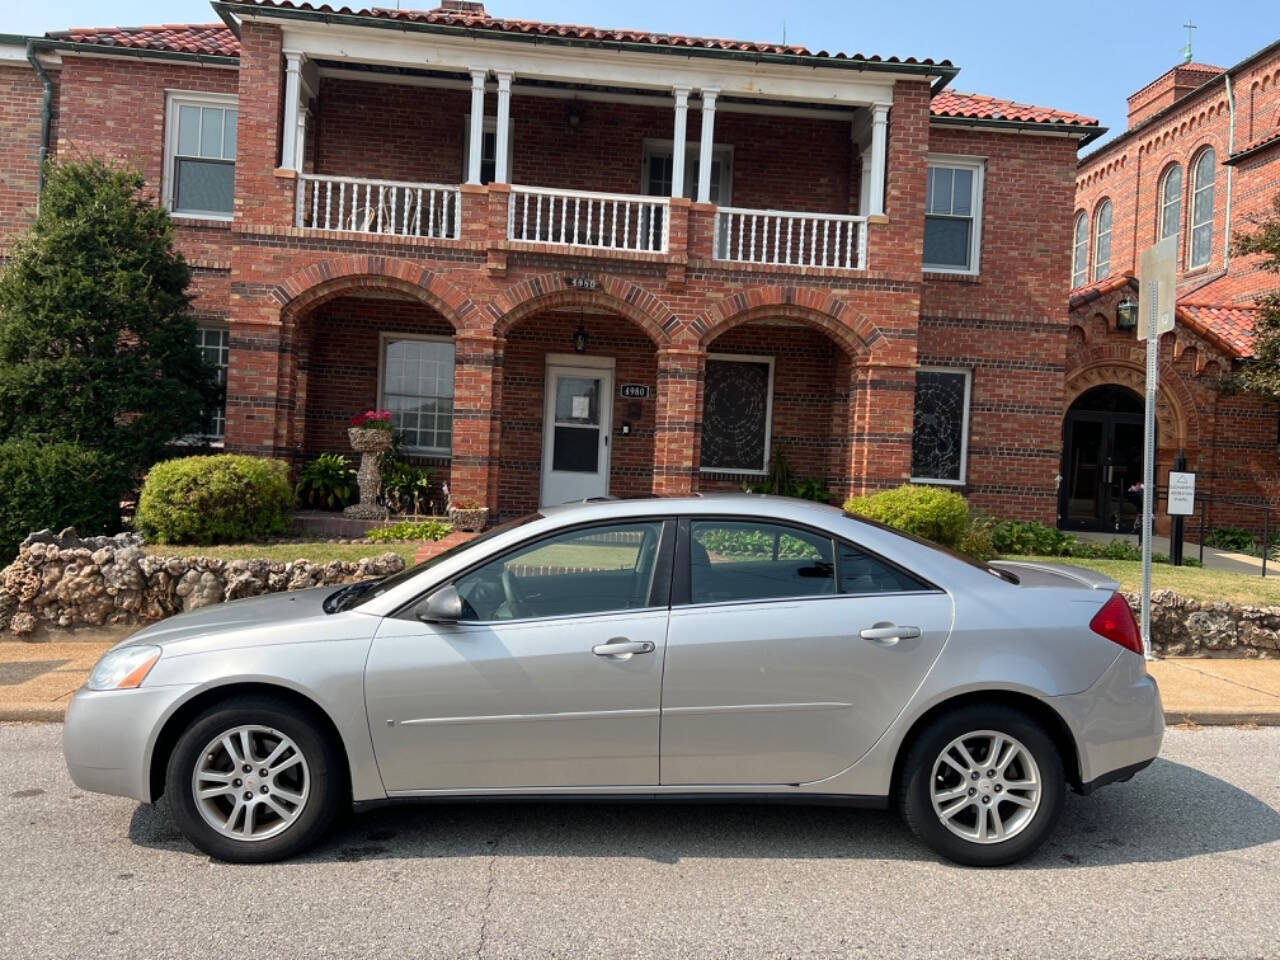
[417,584,463,624]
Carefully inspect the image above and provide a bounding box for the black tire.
[898,704,1066,867]
[165,695,344,863]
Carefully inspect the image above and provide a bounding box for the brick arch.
[1064,352,1199,452]
[272,256,476,329]
[692,286,872,358]
[488,273,675,345]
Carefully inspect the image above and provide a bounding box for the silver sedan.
[64,494,1163,866]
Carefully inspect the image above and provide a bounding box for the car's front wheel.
[165,696,343,862]
[899,704,1065,866]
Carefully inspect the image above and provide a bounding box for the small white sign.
[571,395,590,419]
[1168,471,1196,516]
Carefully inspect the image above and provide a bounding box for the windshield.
[339,512,543,610]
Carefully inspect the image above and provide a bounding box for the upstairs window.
[1092,199,1113,281]
[1071,212,1088,288]
[1159,164,1182,243]
[164,93,237,218]
[924,157,984,274]
[642,140,734,205]
[461,116,514,185]
[1189,148,1216,269]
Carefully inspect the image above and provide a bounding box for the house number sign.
[619,384,650,399]
[563,275,601,290]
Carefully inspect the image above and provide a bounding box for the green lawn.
[1000,555,1280,606]
[143,542,421,564]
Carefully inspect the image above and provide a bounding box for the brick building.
[1,1,1102,522]
[1070,40,1280,533]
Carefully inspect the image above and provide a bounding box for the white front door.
[541,362,613,506]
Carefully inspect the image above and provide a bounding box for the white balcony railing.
[508,185,669,254]
[297,173,461,239]
[714,208,867,270]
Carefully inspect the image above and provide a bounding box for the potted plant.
[445,484,489,532]
[343,410,394,519]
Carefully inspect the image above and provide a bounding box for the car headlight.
[87,644,162,691]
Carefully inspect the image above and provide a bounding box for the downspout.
[25,39,53,213]
[1223,73,1235,270]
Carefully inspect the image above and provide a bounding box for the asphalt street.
[1,724,1276,960]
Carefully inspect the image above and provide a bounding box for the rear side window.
[690,520,835,604]
[837,542,930,595]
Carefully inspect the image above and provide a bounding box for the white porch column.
[281,51,303,170]
[696,88,719,204]
[494,70,513,183]
[670,86,690,198]
[467,68,487,185]
[867,103,890,218]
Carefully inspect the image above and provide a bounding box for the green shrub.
[957,515,997,562]
[843,484,970,548]
[381,457,434,514]
[1204,526,1256,552]
[992,520,1079,556]
[296,454,357,511]
[366,519,453,543]
[743,451,830,503]
[0,438,128,564]
[134,455,295,545]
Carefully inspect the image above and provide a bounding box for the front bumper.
[1051,652,1164,787]
[63,683,197,803]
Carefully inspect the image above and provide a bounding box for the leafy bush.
[366,519,453,543]
[1204,526,1256,552]
[0,439,128,564]
[957,515,997,562]
[296,454,357,511]
[134,455,295,545]
[743,451,830,502]
[843,484,970,549]
[381,457,434,515]
[992,520,1078,557]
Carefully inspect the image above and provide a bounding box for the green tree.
[0,157,219,474]
[1233,192,1280,399]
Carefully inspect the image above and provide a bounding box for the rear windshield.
[842,511,1020,585]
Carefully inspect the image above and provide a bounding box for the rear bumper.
[1051,652,1164,787]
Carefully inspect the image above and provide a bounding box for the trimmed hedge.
[844,484,970,549]
[0,438,127,564]
[134,455,295,545]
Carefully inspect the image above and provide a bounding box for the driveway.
[2,724,1277,959]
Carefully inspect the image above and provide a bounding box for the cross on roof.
[1182,20,1197,63]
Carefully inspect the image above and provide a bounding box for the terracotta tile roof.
[1176,303,1260,358]
[220,1,952,65]
[1228,128,1280,165]
[1068,272,1136,308]
[51,24,240,57]
[931,90,1100,129]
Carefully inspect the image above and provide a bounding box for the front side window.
[1093,199,1113,281]
[166,94,237,217]
[380,336,454,454]
[453,521,664,621]
[924,158,984,273]
[1159,164,1182,242]
[911,367,971,485]
[196,326,229,440]
[1189,148,1216,268]
[689,520,834,604]
[1071,212,1088,288]
[699,354,774,474]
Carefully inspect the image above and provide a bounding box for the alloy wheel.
[929,729,1042,844]
[191,725,311,842]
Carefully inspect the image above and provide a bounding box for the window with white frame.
[461,116,514,185]
[379,336,455,454]
[1071,212,1088,288]
[1092,199,1113,281]
[196,326,229,441]
[164,92,237,218]
[1159,164,1182,242]
[642,140,734,204]
[910,367,971,485]
[923,157,985,274]
[699,354,774,474]
[1189,148,1216,268]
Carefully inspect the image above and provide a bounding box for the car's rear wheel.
[899,704,1065,866]
[165,696,343,863]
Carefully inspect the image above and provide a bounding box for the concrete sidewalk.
[2,635,1277,725]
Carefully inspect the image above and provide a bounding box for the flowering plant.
[349,409,393,431]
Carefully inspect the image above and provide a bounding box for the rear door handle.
[592,639,655,658]
[859,623,921,644]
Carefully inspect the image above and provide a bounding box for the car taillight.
[1090,592,1143,655]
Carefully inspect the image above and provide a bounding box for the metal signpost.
[1136,235,1178,657]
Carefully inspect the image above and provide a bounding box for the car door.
[659,517,953,786]
[365,518,674,793]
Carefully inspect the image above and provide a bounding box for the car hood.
[114,587,346,651]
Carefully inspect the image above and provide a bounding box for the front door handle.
[859,623,921,644]
[592,639,655,658]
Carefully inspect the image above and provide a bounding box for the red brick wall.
[0,63,47,244]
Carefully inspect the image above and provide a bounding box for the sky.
[4,0,1279,147]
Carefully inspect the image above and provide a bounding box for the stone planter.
[344,427,393,520]
[448,506,489,533]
